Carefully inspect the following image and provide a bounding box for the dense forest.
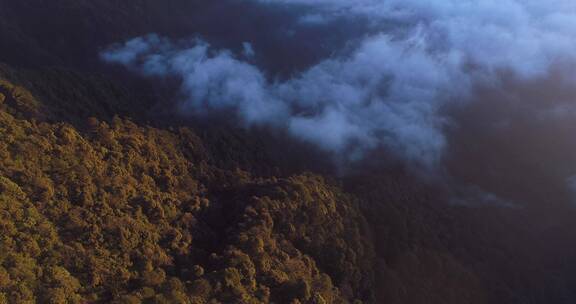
[2,1,576,304]
[0,71,374,303]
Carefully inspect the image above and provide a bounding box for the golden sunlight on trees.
[0,78,374,303]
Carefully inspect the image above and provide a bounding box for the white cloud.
[102,0,576,170]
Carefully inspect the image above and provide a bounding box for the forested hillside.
[2,1,576,304]
[2,61,576,304]
[0,75,374,303]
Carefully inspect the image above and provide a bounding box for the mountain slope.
[0,75,374,303]
[2,2,576,304]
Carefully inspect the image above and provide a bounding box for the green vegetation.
[3,66,576,303]
[3,57,576,303]
[1,2,576,300]
[0,77,373,303]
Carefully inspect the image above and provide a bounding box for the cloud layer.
[102,0,576,171]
